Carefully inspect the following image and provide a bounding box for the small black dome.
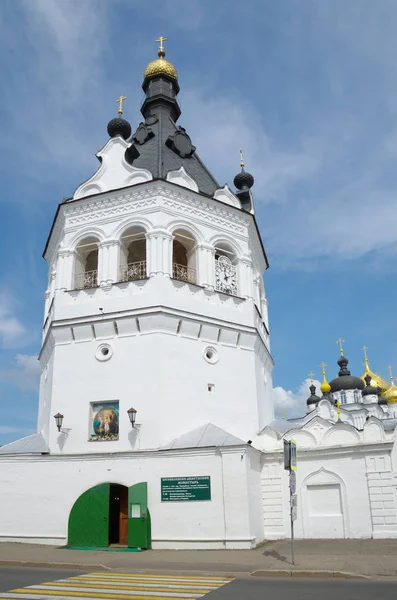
[362,374,381,398]
[306,383,320,406]
[107,117,132,140]
[329,355,365,392]
[378,396,388,406]
[234,168,254,190]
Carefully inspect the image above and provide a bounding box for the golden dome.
[383,382,397,403]
[360,365,389,393]
[144,57,178,81]
[320,376,331,394]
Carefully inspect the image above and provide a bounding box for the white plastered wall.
[0,446,263,550]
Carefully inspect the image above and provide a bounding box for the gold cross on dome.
[320,362,327,375]
[388,365,394,382]
[308,371,315,383]
[362,345,369,365]
[116,95,127,116]
[155,36,168,52]
[336,338,345,356]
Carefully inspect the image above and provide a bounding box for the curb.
[0,560,110,571]
[251,569,372,580]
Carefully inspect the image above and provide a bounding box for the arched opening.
[172,229,197,284]
[119,226,147,282]
[214,242,238,296]
[74,236,99,289]
[68,482,151,549]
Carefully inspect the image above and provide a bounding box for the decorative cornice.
[0,443,248,463]
[62,183,248,234]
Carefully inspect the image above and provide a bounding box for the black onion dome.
[234,168,254,190]
[306,384,320,406]
[362,374,381,398]
[329,355,365,392]
[107,117,132,140]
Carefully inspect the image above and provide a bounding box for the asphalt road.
[0,567,396,600]
[0,566,85,593]
[207,577,397,599]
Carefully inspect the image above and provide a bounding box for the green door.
[68,483,110,547]
[128,482,151,549]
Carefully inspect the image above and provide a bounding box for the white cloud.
[0,294,26,349]
[1,1,397,268]
[273,378,322,418]
[0,354,40,393]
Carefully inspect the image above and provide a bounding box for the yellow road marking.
[39,582,214,593]
[88,573,232,581]
[66,578,220,588]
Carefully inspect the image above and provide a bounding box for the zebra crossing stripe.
[0,571,234,600]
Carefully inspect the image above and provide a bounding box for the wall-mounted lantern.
[127,407,137,428]
[54,413,64,432]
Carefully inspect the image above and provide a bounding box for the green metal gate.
[68,483,110,547]
[128,482,151,549]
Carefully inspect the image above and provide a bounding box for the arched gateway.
[68,482,151,549]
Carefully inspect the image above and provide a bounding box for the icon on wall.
[90,401,119,441]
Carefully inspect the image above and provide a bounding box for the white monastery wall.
[0,447,262,550]
[261,441,397,540]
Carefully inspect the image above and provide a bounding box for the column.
[237,254,253,299]
[146,228,173,277]
[99,240,119,285]
[197,243,215,289]
[55,249,74,291]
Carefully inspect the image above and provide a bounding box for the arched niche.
[284,429,317,448]
[73,236,100,290]
[214,240,238,296]
[172,228,197,284]
[323,423,361,446]
[301,467,349,539]
[119,226,147,282]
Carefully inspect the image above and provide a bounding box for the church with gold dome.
[0,39,396,546]
[259,342,397,539]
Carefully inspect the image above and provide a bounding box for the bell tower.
[39,40,274,454]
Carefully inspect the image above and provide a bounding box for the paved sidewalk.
[1,540,397,579]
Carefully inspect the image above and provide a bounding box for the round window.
[96,344,113,362]
[203,346,219,364]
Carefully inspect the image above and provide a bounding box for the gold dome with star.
[144,37,178,81]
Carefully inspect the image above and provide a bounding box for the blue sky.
[1,0,397,444]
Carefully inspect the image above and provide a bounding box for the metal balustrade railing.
[74,269,98,290]
[172,262,197,284]
[119,260,147,282]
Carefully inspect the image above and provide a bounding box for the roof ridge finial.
[336,338,345,356]
[156,36,168,59]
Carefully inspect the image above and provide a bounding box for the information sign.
[291,505,297,521]
[289,471,296,494]
[161,476,211,502]
[290,441,297,471]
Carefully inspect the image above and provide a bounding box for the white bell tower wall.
[40,181,273,454]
